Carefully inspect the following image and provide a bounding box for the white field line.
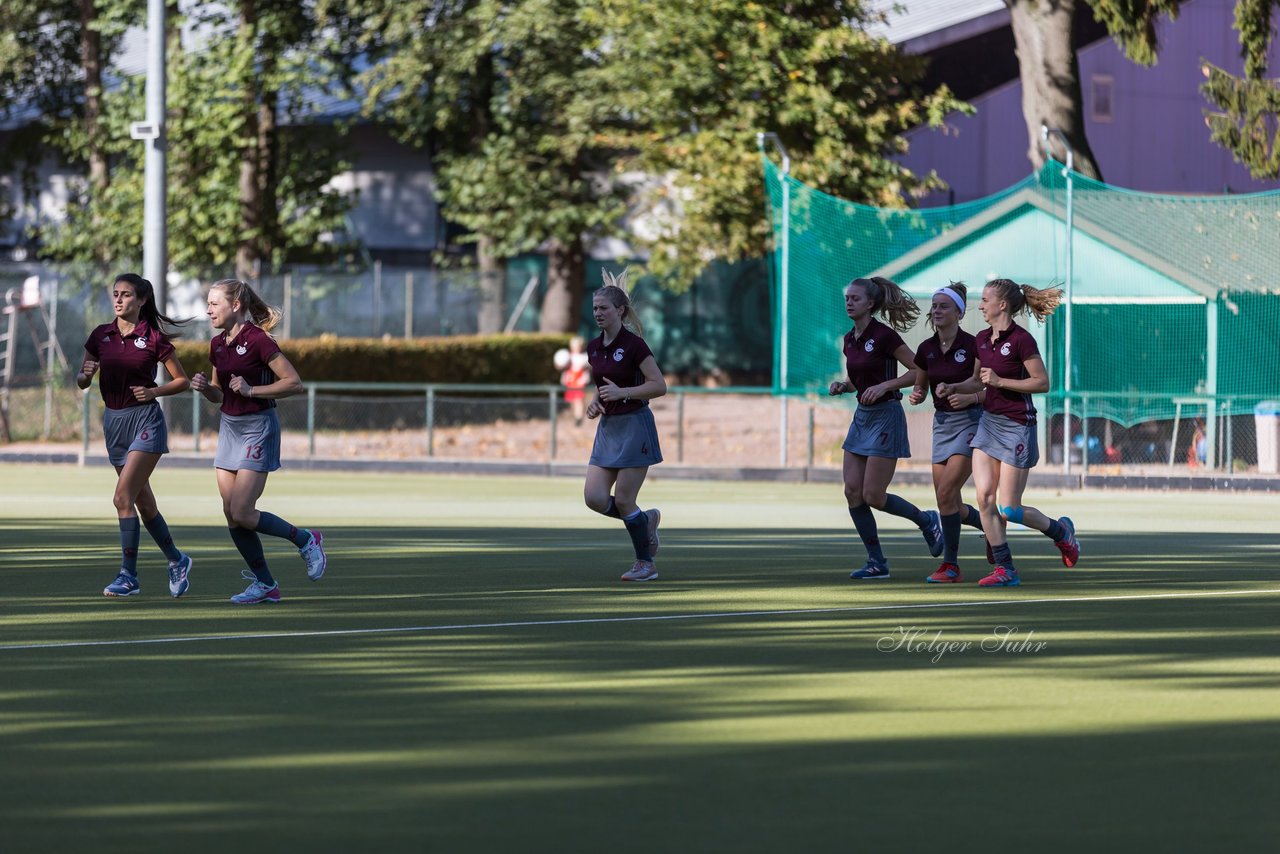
[3,587,1278,653]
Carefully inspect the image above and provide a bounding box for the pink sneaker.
[925,563,964,583]
[978,566,1020,587]
[621,560,658,582]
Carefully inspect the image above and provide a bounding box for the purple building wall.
[902,0,1280,203]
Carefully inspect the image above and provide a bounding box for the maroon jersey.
[209,323,283,416]
[84,320,175,410]
[587,328,654,417]
[914,329,979,413]
[842,318,907,399]
[977,322,1040,424]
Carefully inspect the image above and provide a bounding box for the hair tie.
[935,287,965,316]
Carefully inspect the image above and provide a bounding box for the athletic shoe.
[646,508,661,557]
[978,566,1020,587]
[926,562,963,583]
[921,510,944,558]
[299,530,326,581]
[621,560,658,582]
[168,553,193,598]
[230,569,281,604]
[850,562,890,580]
[103,571,140,597]
[1055,517,1079,568]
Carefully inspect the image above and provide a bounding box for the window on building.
[1092,75,1114,123]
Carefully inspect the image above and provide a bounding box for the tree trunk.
[1006,0,1104,180]
[475,233,506,333]
[79,0,107,249]
[236,0,262,280]
[539,236,586,334]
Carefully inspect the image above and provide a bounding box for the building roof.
[865,0,1008,51]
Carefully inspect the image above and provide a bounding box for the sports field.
[2,465,1278,852]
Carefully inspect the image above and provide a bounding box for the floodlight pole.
[1042,126,1074,475]
[758,131,791,466]
[142,0,167,312]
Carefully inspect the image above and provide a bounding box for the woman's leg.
[219,468,275,586]
[934,454,972,566]
[111,452,161,577]
[845,453,887,574]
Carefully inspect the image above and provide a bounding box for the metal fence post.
[807,404,815,468]
[192,390,201,453]
[677,391,685,463]
[548,388,558,461]
[81,392,91,464]
[404,271,414,339]
[426,386,435,456]
[307,385,316,457]
[1081,395,1089,477]
[779,396,788,467]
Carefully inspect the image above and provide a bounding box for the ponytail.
[597,268,645,337]
[849,276,920,332]
[113,273,192,338]
[986,278,1062,322]
[210,278,283,332]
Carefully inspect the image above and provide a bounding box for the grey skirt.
[103,402,168,466]
[842,398,911,459]
[215,409,283,473]
[932,407,983,464]
[589,406,663,469]
[971,411,1039,468]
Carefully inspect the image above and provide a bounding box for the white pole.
[1042,126,1073,474]
[758,132,791,466]
[142,0,167,311]
[1205,299,1218,469]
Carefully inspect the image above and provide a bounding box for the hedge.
[172,333,573,385]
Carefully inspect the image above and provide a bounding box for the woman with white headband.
[830,276,943,580]
[907,282,989,583]
[936,279,1080,587]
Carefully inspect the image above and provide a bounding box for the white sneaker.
[299,531,326,581]
[621,560,658,582]
[229,569,281,604]
[646,509,661,557]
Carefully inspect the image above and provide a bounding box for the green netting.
[763,156,1280,427]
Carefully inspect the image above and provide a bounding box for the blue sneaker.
[103,571,140,597]
[168,553,193,598]
[850,562,891,580]
[229,569,281,605]
[978,566,1021,587]
[921,510,944,558]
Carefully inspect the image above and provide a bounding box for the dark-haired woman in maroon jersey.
[936,279,1079,587]
[78,273,193,598]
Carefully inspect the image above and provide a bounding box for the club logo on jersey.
[864,340,875,352]
[134,337,147,349]
[954,349,967,363]
[613,348,625,362]
[1000,342,1012,356]
[102,335,111,342]
[236,343,248,356]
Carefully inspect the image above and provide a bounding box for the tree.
[585,0,969,287]
[342,0,628,333]
[32,2,356,273]
[1200,1,1280,179]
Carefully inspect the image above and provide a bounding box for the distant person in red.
[582,269,666,582]
[77,273,194,598]
[936,279,1079,587]
[908,281,988,583]
[831,276,942,580]
[190,279,326,604]
[556,336,591,426]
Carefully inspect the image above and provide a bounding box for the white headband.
[935,287,966,316]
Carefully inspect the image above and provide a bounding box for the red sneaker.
[1054,517,1079,567]
[925,563,963,583]
[978,566,1020,587]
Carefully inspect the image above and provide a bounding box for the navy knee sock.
[992,542,1015,571]
[848,504,886,565]
[229,527,274,586]
[963,504,983,529]
[1044,518,1066,541]
[882,494,926,527]
[599,497,623,519]
[119,516,141,575]
[255,511,311,548]
[142,513,182,562]
[622,510,652,561]
[941,512,961,564]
